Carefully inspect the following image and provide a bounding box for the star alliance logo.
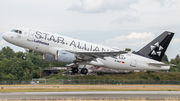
[150,42,164,56]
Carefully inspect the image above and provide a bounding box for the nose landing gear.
[22,56,27,60]
[22,48,29,60]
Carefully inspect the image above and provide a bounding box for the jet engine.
[43,54,58,63]
[55,50,76,63]
[43,50,76,63]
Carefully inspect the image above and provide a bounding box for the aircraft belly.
[38,45,49,53]
[26,42,37,50]
[99,55,150,70]
[100,57,132,70]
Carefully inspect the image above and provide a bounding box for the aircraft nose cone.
[2,32,9,41]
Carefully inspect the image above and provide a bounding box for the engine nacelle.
[43,54,59,63]
[55,50,76,63]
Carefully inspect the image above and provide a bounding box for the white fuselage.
[2,28,170,71]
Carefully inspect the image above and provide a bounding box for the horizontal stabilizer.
[147,62,176,67]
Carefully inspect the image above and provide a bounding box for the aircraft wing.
[147,63,176,67]
[66,50,127,61]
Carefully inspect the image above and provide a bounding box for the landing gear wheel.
[72,68,79,73]
[22,48,29,60]
[22,56,27,60]
[81,68,88,74]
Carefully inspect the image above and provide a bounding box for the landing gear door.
[28,30,35,41]
[130,56,137,67]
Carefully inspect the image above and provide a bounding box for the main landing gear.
[22,48,29,60]
[72,67,79,73]
[71,67,88,74]
[81,68,88,74]
[71,63,88,75]
[80,61,88,74]
[71,64,79,74]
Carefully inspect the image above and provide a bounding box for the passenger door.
[28,30,35,41]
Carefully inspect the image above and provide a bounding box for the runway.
[0,91,180,100]
[2,85,180,88]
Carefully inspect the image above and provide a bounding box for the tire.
[22,56,26,60]
[81,68,88,74]
[72,68,79,73]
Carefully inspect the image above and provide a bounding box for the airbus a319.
[2,28,175,74]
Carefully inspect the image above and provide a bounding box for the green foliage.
[16,52,24,58]
[170,54,180,72]
[125,48,131,52]
[73,75,97,80]
[161,54,169,63]
[0,47,66,80]
[140,72,150,80]
[4,74,15,80]
[97,72,104,75]
[11,61,23,80]
[0,53,6,61]
[55,72,67,79]
[0,46,15,59]
[155,75,161,80]
[68,72,180,80]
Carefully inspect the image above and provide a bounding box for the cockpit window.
[11,29,17,32]
[11,29,22,34]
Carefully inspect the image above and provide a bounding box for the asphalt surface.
[2,85,180,88]
[0,91,180,100]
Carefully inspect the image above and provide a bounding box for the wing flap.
[147,62,176,66]
[67,50,127,61]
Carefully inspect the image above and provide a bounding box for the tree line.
[0,46,66,80]
[0,46,179,80]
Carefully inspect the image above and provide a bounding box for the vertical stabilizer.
[136,31,174,61]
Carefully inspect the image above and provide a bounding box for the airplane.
[2,28,176,74]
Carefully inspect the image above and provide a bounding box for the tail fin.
[136,31,174,61]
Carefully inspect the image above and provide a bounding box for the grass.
[71,72,180,80]
[0,85,180,101]
[0,85,180,92]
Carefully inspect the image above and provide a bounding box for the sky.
[0,0,180,60]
